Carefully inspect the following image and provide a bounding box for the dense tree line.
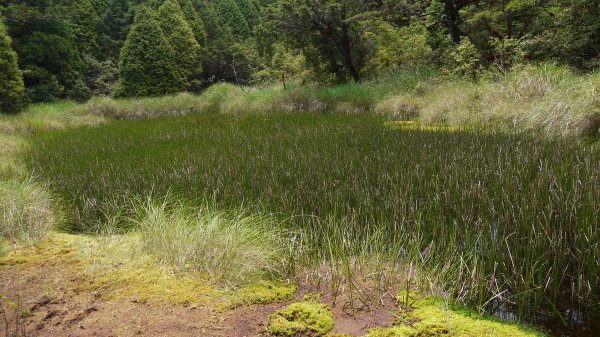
[0,0,599,111]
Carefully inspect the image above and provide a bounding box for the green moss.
[365,327,414,337]
[366,293,544,337]
[269,301,334,336]
[238,281,297,305]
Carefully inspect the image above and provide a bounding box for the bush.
[200,83,242,113]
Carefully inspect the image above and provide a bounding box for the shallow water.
[494,305,600,336]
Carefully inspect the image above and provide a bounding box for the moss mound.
[238,281,297,304]
[364,292,543,337]
[269,301,334,336]
[365,327,414,337]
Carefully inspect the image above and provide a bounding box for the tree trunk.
[443,0,461,45]
[339,16,360,81]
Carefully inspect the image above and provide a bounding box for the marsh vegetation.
[23,107,599,328]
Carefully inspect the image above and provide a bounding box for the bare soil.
[1,247,398,337]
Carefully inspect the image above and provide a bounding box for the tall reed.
[27,112,600,321]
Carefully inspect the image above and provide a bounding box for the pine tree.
[0,17,25,114]
[212,0,251,39]
[177,0,208,46]
[68,0,101,56]
[97,0,133,60]
[158,0,202,81]
[234,0,260,28]
[114,7,186,98]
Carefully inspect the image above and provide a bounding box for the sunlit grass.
[26,112,600,322]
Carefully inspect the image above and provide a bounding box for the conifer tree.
[114,7,186,97]
[212,0,251,39]
[234,0,260,28]
[68,0,101,56]
[0,17,25,113]
[177,0,208,46]
[158,0,202,81]
[97,0,133,60]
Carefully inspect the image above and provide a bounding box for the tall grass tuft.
[0,101,105,133]
[0,178,61,245]
[81,93,208,119]
[418,64,600,138]
[134,198,288,286]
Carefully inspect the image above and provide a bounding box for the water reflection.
[491,302,599,337]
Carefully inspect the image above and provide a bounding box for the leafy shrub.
[362,20,432,76]
[451,39,481,79]
[200,82,242,113]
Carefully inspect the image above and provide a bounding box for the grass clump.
[0,101,104,133]
[0,179,60,245]
[269,301,334,336]
[418,64,600,138]
[81,93,207,119]
[135,199,287,286]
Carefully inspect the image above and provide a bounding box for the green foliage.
[115,7,186,97]
[82,54,119,96]
[67,0,101,56]
[451,38,481,79]
[157,0,202,82]
[1,1,87,102]
[362,20,432,76]
[233,0,260,28]
[212,0,251,39]
[177,0,207,46]
[196,1,254,84]
[96,0,133,60]
[253,43,308,86]
[269,301,334,336]
[1,0,600,97]
[545,0,600,70]
[271,0,370,82]
[0,17,25,114]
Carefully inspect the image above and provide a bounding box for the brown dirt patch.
[1,236,401,337]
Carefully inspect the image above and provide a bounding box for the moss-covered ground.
[2,233,545,336]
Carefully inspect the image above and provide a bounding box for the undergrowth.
[70,64,600,139]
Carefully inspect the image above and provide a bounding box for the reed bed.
[26,112,600,323]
